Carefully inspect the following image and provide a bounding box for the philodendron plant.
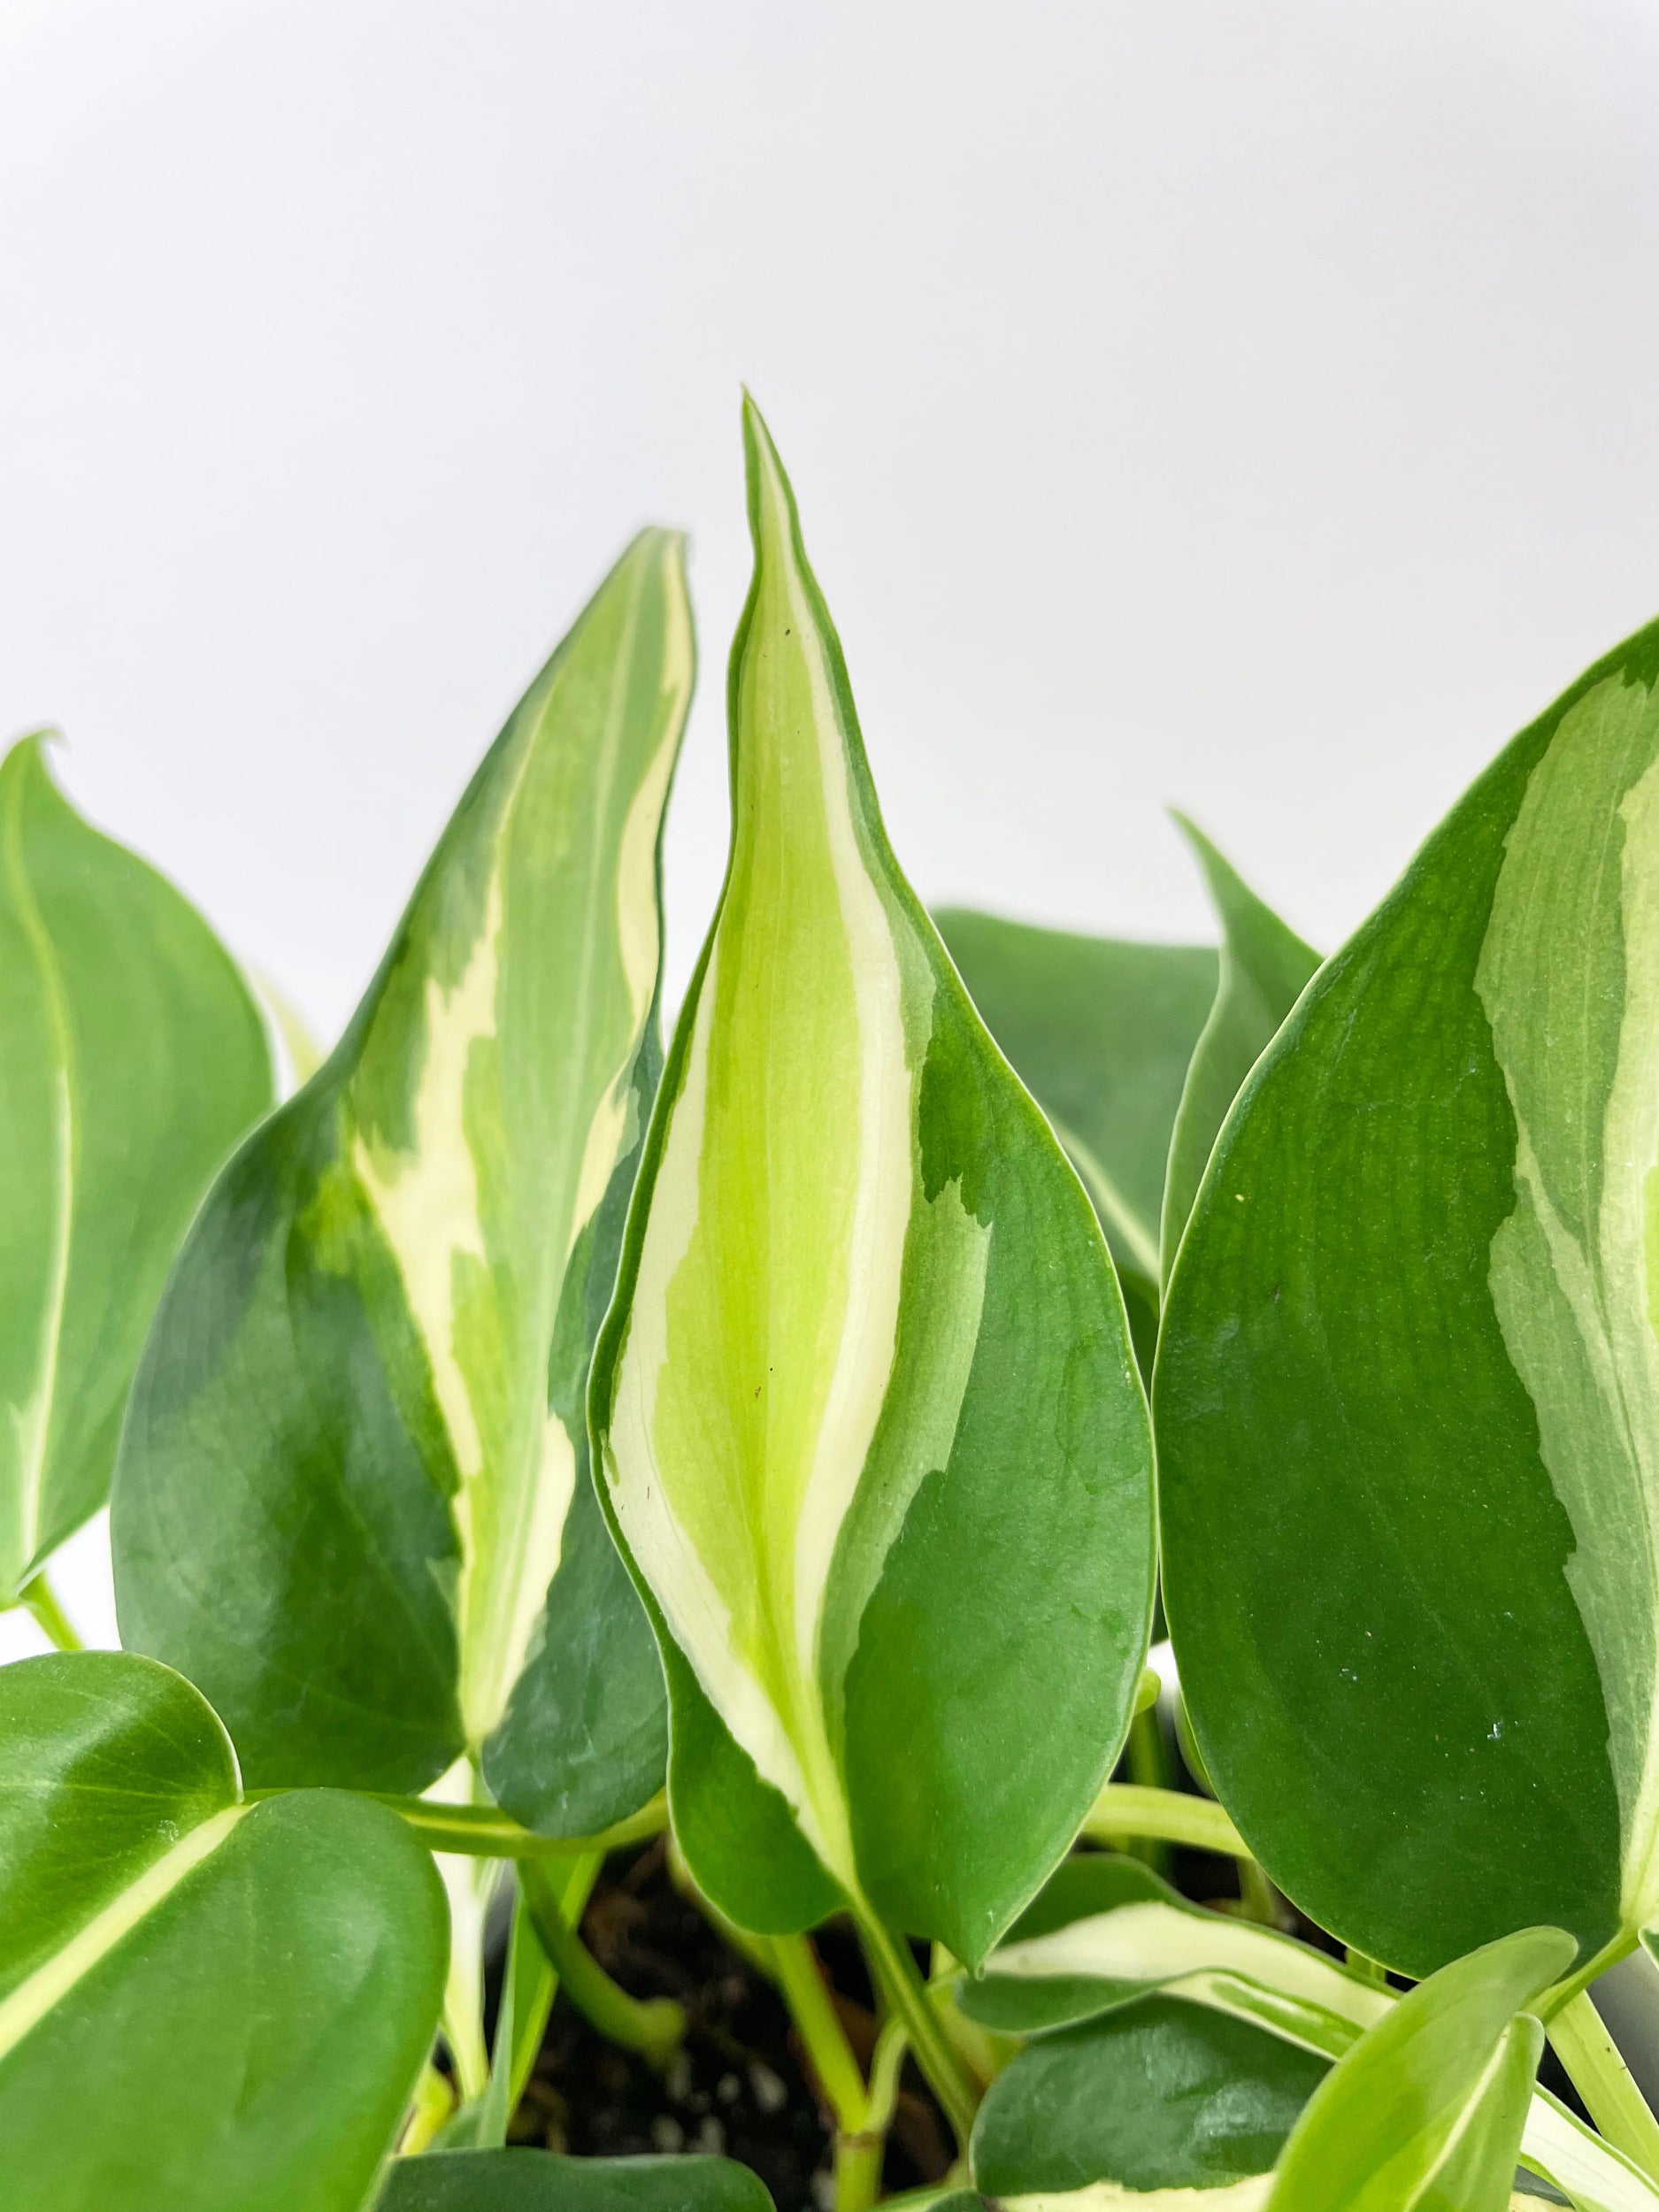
[6,401,1659,2212]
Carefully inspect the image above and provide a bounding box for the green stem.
[242,1788,667,1861]
[518,1857,686,2072]
[18,1572,81,1652]
[1080,1782,1251,1860]
[767,1932,870,2132]
[1123,1707,1172,1875]
[1548,1991,1659,2184]
[856,1909,979,2154]
[1346,1947,1388,1989]
[833,2016,908,2212]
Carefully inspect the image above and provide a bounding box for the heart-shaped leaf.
[0,737,272,1598]
[590,402,1155,1962]
[112,534,692,1809]
[0,1649,447,2211]
[1156,620,1659,1972]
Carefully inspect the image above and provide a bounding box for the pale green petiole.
[1548,1990,1659,2185]
[517,1859,685,2073]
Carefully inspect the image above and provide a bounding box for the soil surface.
[504,1838,949,2209]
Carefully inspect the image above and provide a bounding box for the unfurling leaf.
[0,738,272,1597]
[1157,619,1659,1972]
[1264,1926,1572,2212]
[590,400,1155,1964]
[113,533,693,1807]
[0,1651,446,2211]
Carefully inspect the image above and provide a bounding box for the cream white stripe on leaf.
[114,530,694,1810]
[593,398,1155,1965]
[0,1805,248,2061]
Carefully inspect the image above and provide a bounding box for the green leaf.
[0,736,273,1597]
[1155,621,1659,1972]
[971,1995,1329,2201]
[957,1852,1387,2055]
[0,1649,447,2211]
[112,532,694,1801]
[933,908,1217,1357]
[376,2151,775,2212]
[1264,1926,1572,2212]
[590,400,1155,1962]
[1157,818,1317,1286]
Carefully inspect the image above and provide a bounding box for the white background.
[4,1,1659,1663]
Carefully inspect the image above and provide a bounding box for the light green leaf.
[933,909,1217,1362]
[0,736,273,1598]
[590,401,1155,1962]
[112,532,693,1803]
[0,1649,447,2211]
[1265,1926,1572,2212]
[1156,819,1317,1286]
[378,2152,774,2212]
[971,1995,1328,2204]
[1155,623,1659,1972]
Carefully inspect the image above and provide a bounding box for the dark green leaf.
[971,1996,1328,2198]
[377,2151,775,2212]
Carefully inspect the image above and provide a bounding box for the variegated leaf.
[956,1855,1387,2056]
[962,1855,1655,2212]
[1264,1927,1571,2212]
[0,737,273,1598]
[590,401,1155,1964]
[1156,618,1659,1972]
[0,1651,446,2210]
[112,532,692,1802]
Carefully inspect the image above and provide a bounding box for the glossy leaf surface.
[1157,819,1317,1284]
[0,736,272,1597]
[972,1995,1327,2201]
[0,1650,447,2211]
[114,534,692,1801]
[934,908,1215,1353]
[377,2151,775,2212]
[1264,1926,1571,2212]
[593,403,1155,1960]
[1156,621,1659,1970]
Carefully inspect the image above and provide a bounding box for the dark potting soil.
[503,1839,952,2212]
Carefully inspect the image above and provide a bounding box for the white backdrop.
[5,0,1659,1658]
